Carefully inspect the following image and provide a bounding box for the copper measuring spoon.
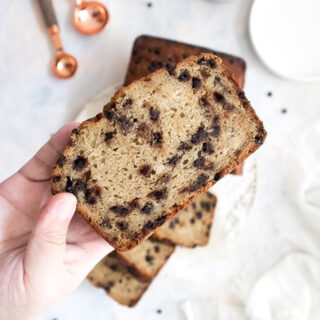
[37,0,78,79]
[73,0,109,35]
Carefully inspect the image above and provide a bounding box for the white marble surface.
[1,0,320,319]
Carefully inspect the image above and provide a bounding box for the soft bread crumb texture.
[51,53,266,251]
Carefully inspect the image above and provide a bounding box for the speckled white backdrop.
[1,0,320,319]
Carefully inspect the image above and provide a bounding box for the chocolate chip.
[142,216,167,233]
[200,201,211,212]
[104,281,115,292]
[213,92,225,104]
[199,96,210,107]
[208,58,216,69]
[145,254,154,264]
[169,221,175,229]
[192,77,202,89]
[154,246,160,253]
[57,155,66,168]
[110,264,118,271]
[141,202,154,214]
[85,186,101,205]
[197,57,207,65]
[148,188,167,200]
[105,131,115,142]
[165,62,175,75]
[105,110,114,120]
[182,53,189,59]
[202,142,214,154]
[65,176,72,190]
[215,75,221,82]
[72,180,86,194]
[100,218,112,229]
[196,211,203,219]
[190,217,195,224]
[139,164,152,177]
[150,107,160,121]
[110,205,130,216]
[151,132,163,146]
[186,174,209,192]
[52,175,61,183]
[117,221,129,231]
[192,202,196,209]
[191,128,208,144]
[237,90,246,100]
[211,126,220,137]
[178,69,191,82]
[194,156,205,168]
[254,135,264,145]
[168,154,181,166]
[73,156,88,171]
[123,98,133,108]
[214,172,221,181]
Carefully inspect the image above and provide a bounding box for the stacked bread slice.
[88,192,217,306]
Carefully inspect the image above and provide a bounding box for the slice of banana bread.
[124,36,246,175]
[51,53,266,251]
[87,251,150,307]
[154,192,216,247]
[117,237,175,281]
[124,35,246,88]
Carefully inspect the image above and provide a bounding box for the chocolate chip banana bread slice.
[117,237,175,281]
[87,251,150,307]
[154,192,216,247]
[124,35,246,175]
[51,53,266,251]
[124,35,246,88]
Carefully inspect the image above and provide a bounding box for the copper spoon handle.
[37,0,63,51]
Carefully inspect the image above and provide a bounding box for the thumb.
[24,193,77,277]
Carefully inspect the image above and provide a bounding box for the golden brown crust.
[51,53,266,252]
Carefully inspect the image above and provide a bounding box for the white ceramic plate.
[250,0,320,82]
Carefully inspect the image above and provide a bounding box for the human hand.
[0,123,112,320]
